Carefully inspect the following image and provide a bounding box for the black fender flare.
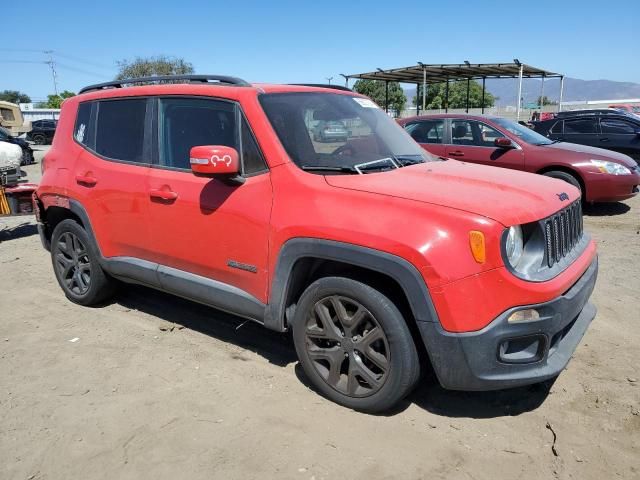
[263,238,439,332]
[67,198,104,257]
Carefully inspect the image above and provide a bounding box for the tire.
[21,149,34,166]
[33,134,46,145]
[292,276,420,413]
[50,219,116,306]
[542,170,582,196]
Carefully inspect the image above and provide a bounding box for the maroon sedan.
[399,114,640,203]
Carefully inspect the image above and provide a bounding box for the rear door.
[404,119,447,157]
[599,116,640,160]
[444,119,524,170]
[72,98,153,261]
[146,97,272,302]
[560,117,600,147]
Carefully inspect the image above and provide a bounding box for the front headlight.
[505,225,524,267]
[590,159,631,175]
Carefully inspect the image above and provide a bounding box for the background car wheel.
[32,134,46,145]
[50,219,116,306]
[543,171,582,197]
[292,276,420,413]
[21,150,34,166]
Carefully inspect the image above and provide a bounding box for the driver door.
[445,119,524,170]
[146,97,273,302]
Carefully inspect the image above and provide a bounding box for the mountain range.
[403,78,640,107]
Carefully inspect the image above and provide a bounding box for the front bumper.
[418,256,598,391]
[585,171,640,202]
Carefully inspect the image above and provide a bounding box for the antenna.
[44,50,59,95]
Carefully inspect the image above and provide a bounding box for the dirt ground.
[1,147,639,480]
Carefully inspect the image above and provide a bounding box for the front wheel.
[292,277,420,413]
[542,170,582,197]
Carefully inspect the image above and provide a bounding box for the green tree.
[0,90,31,104]
[353,79,406,116]
[414,80,495,109]
[536,95,557,106]
[37,91,76,109]
[115,55,194,80]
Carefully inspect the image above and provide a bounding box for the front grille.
[544,200,583,267]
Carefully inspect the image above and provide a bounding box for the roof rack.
[289,83,352,92]
[79,75,250,94]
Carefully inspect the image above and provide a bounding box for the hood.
[324,160,579,226]
[541,142,637,167]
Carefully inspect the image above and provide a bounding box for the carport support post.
[516,63,524,121]
[558,76,565,112]
[416,83,421,116]
[385,80,389,114]
[422,66,427,112]
[445,78,450,113]
[481,77,486,114]
[465,78,470,113]
[539,74,545,112]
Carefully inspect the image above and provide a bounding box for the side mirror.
[494,137,514,148]
[189,145,244,184]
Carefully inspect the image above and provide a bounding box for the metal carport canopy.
[344,62,564,119]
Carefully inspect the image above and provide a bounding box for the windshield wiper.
[301,165,357,173]
[391,155,426,167]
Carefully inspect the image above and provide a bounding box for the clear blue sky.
[2,0,638,102]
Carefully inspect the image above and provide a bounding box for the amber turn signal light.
[469,231,486,264]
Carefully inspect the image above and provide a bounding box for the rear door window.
[95,99,148,163]
[564,118,598,134]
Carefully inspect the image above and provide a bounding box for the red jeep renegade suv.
[34,75,598,412]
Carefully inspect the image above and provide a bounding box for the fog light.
[508,309,540,323]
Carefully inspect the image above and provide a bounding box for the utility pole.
[325,76,333,85]
[44,50,59,96]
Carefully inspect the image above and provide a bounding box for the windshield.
[491,117,554,145]
[259,92,435,173]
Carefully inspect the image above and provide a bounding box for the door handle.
[600,137,610,142]
[449,151,465,157]
[150,188,178,201]
[75,175,97,186]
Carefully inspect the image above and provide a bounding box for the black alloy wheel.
[305,295,391,397]
[53,231,92,296]
[292,277,420,412]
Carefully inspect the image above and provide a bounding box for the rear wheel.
[542,170,582,197]
[292,276,420,413]
[32,134,47,145]
[50,219,116,306]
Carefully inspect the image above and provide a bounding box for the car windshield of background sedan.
[259,92,435,174]
[492,117,555,146]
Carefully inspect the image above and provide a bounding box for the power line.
[52,51,112,71]
[0,60,47,64]
[56,62,106,78]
